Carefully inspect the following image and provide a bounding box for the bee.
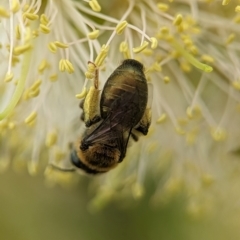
[71,59,152,174]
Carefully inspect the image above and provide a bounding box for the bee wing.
[84,92,138,144]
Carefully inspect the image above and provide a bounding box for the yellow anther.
[116,21,128,35]
[234,15,240,23]
[23,89,30,100]
[4,72,14,82]
[201,54,214,63]
[189,45,198,55]
[175,127,185,135]
[235,6,240,12]
[173,14,183,26]
[183,38,193,47]
[164,178,183,194]
[119,41,130,59]
[23,4,30,12]
[48,42,57,53]
[85,71,94,79]
[8,121,15,129]
[28,89,40,97]
[225,33,235,45]
[49,74,58,82]
[232,81,240,90]
[156,113,167,123]
[87,61,96,73]
[171,50,180,59]
[65,60,74,74]
[40,14,49,25]
[186,107,193,119]
[132,183,145,199]
[32,30,39,38]
[30,79,42,91]
[24,27,32,42]
[222,0,230,5]
[85,62,96,79]
[76,87,88,99]
[157,3,169,11]
[94,44,109,67]
[11,0,20,13]
[88,30,100,40]
[38,60,48,73]
[142,48,153,56]
[133,41,149,53]
[15,25,21,39]
[210,127,227,141]
[201,174,214,187]
[0,6,10,18]
[152,62,162,72]
[13,43,31,55]
[23,12,39,20]
[119,41,128,52]
[40,24,50,34]
[54,41,69,48]
[176,24,184,33]
[89,0,101,12]
[178,118,188,126]
[186,106,201,119]
[163,76,170,83]
[150,37,158,49]
[59,59,74,74]
[45,131,58,147]
[11,56,19,67]
[59,59,65,72]
[180,61,191,72]
[24,111,37,125]
[28,161,39,176]
[160,27,169,35]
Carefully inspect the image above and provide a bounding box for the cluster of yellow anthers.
[0,0,101,119]
[1,0,220,127]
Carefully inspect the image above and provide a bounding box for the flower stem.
[170,38,213,73]
[0,48,32,120]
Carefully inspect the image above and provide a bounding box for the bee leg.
[134,81,153,135]
[82,61,101,127]
[134,108,152,135]
[131,132,139,141]
[79,99,85,122]
[85,115,101,127]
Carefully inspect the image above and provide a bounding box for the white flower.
[1,0,240,217]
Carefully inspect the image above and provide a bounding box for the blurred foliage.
[0,170,238,240]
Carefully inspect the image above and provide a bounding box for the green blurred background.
[0,170,237,240]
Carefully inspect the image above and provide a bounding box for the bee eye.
[71,150,81,167]
[80,142,89,151]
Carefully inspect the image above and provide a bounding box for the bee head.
[70,149,104,174]
[80,139,90,151]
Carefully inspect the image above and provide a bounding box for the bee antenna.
[48,164,76,172]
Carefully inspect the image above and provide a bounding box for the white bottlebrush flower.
[1,0,240,218]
